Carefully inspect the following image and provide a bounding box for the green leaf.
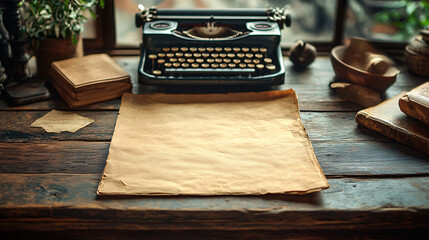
[406,3,418,15]
[72,33,77,44]
[88,8,97,19]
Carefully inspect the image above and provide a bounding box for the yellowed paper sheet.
[30,110,94,133]
[97,90,329,196]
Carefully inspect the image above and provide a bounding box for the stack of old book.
[49,54,131,108]
[356,82,429,154]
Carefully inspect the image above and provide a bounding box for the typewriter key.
[181,47,188,52]
[224,47,232,52]
[247,63,255,68]
[251,47,259,53]
[184,53,192,58]
[190,47,197,52]
[187,59,195,63]
[211,63,219,68]
[215,58,223,63]
[207,58,215,63]
[264,58,272,64]
[175,52,184,57]
[260,47,267,53]
[157,59,165,68]
[255,54,263,59]
[192,63,199,68]
[201,63,210,68]
[246,53,253,58]
[148,54,157,60]
[223,58,231,63]
[211,53,219,58]
[196,58,204,63]
[173,62,181,67]
[170,58,177,62]
[164,62,172,68]
[162,47,170,52]
[194,53,202,58]
[220,63,227,68]
[157,53,166,58]
[171,47,179,52]
[215,47,222,52]
[178,58,186,63]
[233,47,241,52]
[233,59,241,64]
[219,53,227,58]
[237,53,245,58]
[202,53,210,58]
[266,64,276,71]
[239,63,247,68]
[256,64,264,69]
[253,59,261,64]
[198,47,206,52]
[244,59,252,64]
[242,47,249,53]
[228,63,236,68]
[182,63,189,68]
[166,53,174,58]
[227,53,235,58]
[153,70,162,75]
[206,47,214,52]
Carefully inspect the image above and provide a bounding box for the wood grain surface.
[1,57,428,238]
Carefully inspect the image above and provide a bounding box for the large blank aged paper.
[97,90,329,195]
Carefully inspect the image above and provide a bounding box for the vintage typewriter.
[135,7,291,85]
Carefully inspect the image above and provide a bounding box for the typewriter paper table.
[0,57,428,239]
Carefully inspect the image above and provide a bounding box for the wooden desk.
[1,57,428,239]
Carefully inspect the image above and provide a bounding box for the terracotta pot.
[35,36,83,78]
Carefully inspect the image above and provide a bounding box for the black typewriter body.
[136,8,291,86]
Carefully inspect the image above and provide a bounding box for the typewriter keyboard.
[146,47,278,77]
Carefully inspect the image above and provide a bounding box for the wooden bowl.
[330,43,399,93]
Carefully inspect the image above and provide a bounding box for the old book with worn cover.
[356,92,429,154]
[49,54,131,108]
[399,82,429,125]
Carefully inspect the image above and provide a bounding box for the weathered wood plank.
[1,57,426,112]
[0,140,427,176]
[4,229,428,240]
[0,111,373,142]
[0,174,428,231]
[0,142,109,174]
[0,111,406,142]
[0,111,117,142]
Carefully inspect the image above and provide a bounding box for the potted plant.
[22,0,105,77]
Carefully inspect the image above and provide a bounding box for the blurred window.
[345,0,429,42]
[113,0,338,47]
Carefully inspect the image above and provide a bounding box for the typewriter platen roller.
[136,7,291,86]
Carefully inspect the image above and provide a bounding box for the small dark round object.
[289,40,317,68]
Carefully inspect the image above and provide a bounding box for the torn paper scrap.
[30,110,94,133]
